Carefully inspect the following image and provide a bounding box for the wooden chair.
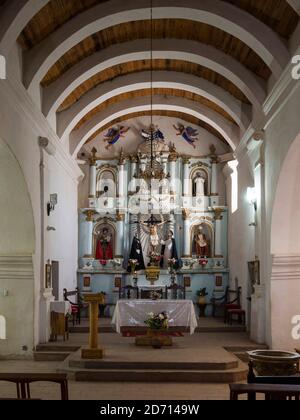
[0,373,69,400]
[211,286,241,320]
[165,284,186,300]
[63,287,84,326]
[230,383,300,400]
[119,285,139,299]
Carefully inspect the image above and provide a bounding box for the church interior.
[0,0,300,401]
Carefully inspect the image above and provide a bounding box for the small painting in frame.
[45,262,52,289]
[248,260,260,294]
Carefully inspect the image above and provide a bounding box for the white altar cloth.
[112,300,198,334]
[50,301,71,316]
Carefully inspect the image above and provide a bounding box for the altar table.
[112,300,198,334]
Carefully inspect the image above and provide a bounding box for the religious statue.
[160,230,180,269]
[95,227,113,260]
[194,227,210,257]
[194,174,206,196]
[103,126,130,150]
[127,233,145,272]
[149,225,160,254]
[173,124,199,149]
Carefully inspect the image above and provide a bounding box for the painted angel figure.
[103,126,130,150]
[141,124,165,143]
[173,124,199,149]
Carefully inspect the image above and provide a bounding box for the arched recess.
[0,137,35,254]
[0,136,35,355]
[23,0,289,90]
[0,315,6,340]
[43,39,265,118]
[270,133,300,350]
[57,71,250,140]
[70,95,240,157]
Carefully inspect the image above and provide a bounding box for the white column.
[214,208,223,257]
[182,210,191,257]
[169,213,175,234]
[83,210,95,257]
[130,158,137,193]
[89,164,97,198]
[183,158,190,196]
[115,213,125,258]
[169,157,177,194]
[211,161,218,196]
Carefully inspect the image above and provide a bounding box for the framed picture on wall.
[45,262,52,289]
[248,260,260,294]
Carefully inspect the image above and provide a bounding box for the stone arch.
[270,133,300,350]
[57,71,249,140]
[43,39,263,119]
[70,95,239,156]
[0,137,35,254]
[0,315,6,340]
[0,136,35,356]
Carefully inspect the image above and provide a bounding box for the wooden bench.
[230,383,300,400]
[0,373,69,400]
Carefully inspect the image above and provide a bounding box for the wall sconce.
[247,187,257,226]
[47,194,58,216]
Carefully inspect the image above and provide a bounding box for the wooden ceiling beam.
[22,0,290,95]
[43,39,264,122]
[57,71,251,141]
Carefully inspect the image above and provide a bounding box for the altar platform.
[33,320,266,384]
[49,331,263,383]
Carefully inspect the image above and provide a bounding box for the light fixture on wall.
[247,187,257,226]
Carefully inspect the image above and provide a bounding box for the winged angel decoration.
[103,126,130,150]
[173,124,199,149]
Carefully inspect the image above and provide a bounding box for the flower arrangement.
[168,258,177,270]
[99,259,107,266]
[150,290,162,300]
[149,252,162,266]
[128,259,138,273]
[145,311,168,330]
[199,258,209,268]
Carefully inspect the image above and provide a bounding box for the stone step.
[35,345,80,352]
[62,367,247,383]
[69,359,239,371]
[69,326,246,334]
[34,351,71,362]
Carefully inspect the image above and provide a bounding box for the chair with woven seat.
[211,286,242,322]
[63,287,85,326]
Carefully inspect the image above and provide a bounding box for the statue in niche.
[95,227,113,261]
[194,174,206,196]
[194,226,210,257]
[160,230,180,269]
[173,124,199,149]
[127,233,145,271]
[103,126,130,150]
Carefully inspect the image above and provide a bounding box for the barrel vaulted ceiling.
[0,0,299,156]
